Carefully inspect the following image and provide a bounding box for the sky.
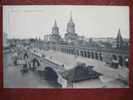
[3,5,129,39]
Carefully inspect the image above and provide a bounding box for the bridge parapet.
[24,49,67,87]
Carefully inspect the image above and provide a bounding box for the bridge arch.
[30,58,41,70]
[44,66,67,88]
[44,66,58,82]
[32,58,40,66]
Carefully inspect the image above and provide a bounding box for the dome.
[52,20,59,34]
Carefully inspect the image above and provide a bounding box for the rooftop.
[62,64,102,82]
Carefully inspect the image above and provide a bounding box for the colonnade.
[112,54,128,67]
[60,47,103,61]
[60,47,128,67]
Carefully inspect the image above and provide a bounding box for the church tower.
[50,20,62,43]
[66,12,75,34]
[116,29,123,48]
[52,20,59,34]
[65,12,78,42]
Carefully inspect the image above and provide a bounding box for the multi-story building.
[43,14,129,68]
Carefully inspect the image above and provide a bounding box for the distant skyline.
[3,5,129,39]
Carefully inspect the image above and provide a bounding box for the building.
[49,20,63,43]
[44,34,51,42]
[116,29,124,48]
[20,13,129,68]
[6,13,129,88]
[111,29,129,49]
[44,14,129,68]
[62,63,102,87]
[64,13,78,43]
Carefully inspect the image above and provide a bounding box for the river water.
[3,50,127,88]
[3,52,57,88]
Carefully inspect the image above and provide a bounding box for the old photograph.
[3,5,129,88]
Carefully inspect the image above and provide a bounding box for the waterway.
[3,49,128,88]
[3,52,59,88]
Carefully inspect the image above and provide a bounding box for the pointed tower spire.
[117,28,123,41]
[66,11,75,33]
[54,19,57,27]
[70,11,73,22]
[116,28,123,48]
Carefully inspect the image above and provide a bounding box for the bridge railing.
[27,50,65,73]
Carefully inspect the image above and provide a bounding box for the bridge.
[15,47,68,88]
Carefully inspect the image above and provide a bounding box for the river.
[3,52,58,88]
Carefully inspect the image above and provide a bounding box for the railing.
[28,50,65,73]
